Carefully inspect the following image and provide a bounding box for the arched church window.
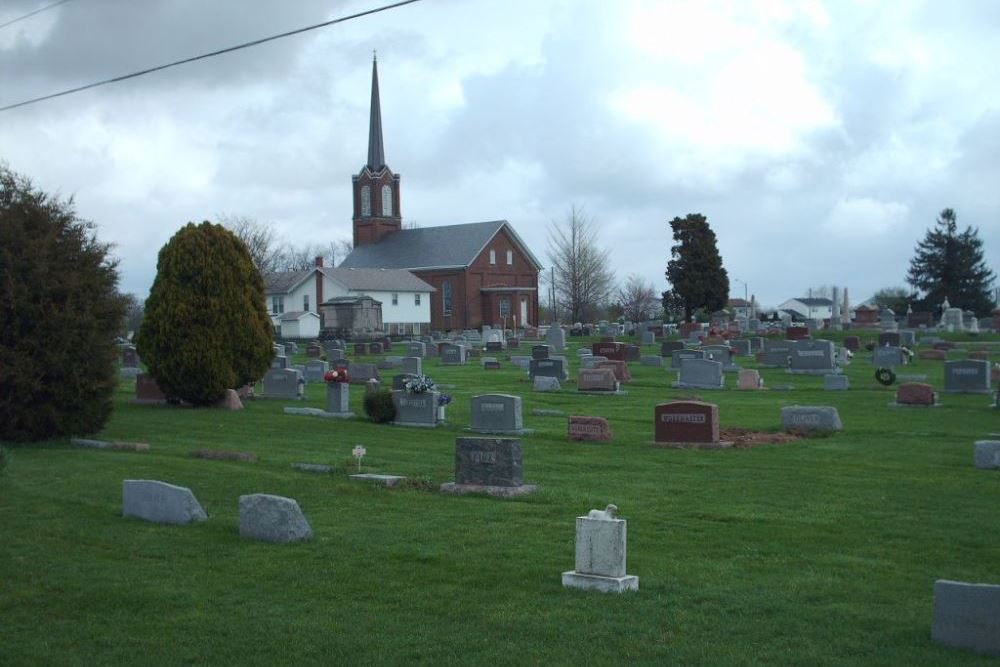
[381,185,393,216]
[361,186,371,216]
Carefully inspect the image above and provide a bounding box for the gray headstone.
[580,355,608,370]
[531,345,551,360]
[455,437,523,486]
[470,394,524,433]
[788,339,837,374]
[640,355,662,367]
[270,355,289,370]
[780,405,842,432]
[872,345,905,368]
[670,349,705,369]
[760,340,793,367]
[303,360,329,383]
[730,339,751,356]
[122,480,207,525]
[641,331,655,345]
[931,580,1000,656]
[529,357,568,382]
[261,368,302,399]
[533,376,561,392]
[401,357,422,376]
[943,359,990,393]
[440,342,466,365]
[676,358,724,389]
[392,390,440,425]
[238,493,312,543]
[973,440,1000,469]
[823,374,849,391]
[562,506,639,593]
[347,362,380,384]
[546,326,566,351]
[660,340,684,356]
[407,341,426,358]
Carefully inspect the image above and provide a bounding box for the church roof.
[339,220,543,271]
[319,267,434,292]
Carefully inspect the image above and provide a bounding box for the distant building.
[337,57,542,331]
[727,298,757,319]
[777,297,833,322]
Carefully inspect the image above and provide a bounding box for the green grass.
[2,335,998,666]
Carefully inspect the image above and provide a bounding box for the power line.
[0,0,75,31]
[0,0,422,113]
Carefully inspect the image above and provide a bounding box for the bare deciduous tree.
[218,214,282,276]
[547,206,615,323]
[617,274,660,322]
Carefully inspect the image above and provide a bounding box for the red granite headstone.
[592,342,625,361]
[568,416,612,442]
[786,326,809,340]
[920,349,947,361]
[578,368,618,391]
[654,401,719,444]
[844,336,860,352]
[678,322,702,339]
[896,382,936,406]
[933,341,956,351]
[596,360,632,383]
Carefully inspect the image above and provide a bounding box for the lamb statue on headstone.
[587,504,618,520]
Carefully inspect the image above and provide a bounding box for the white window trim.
[489,249,496,265]
[361,186,371,217]
[381,185,393,216]
[414,294,421,305]
[391,293,398,306]
[506,250,513,265]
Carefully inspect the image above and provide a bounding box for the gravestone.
[120,345,140,368]
[592,342,625,361]
[347,362,380,385]
[759,341,793,367]
[353,343,367,355]
[303,360,329,383]
[546,325,566,351]
[703,345,738,371]
[872,346,905,368]
[407,341,426,358]
[134,373,167,404]
[440,343,466,365]
[736,369,762,390]
[624,345,641,362]
[580,355,608,370]
[899,330,916,347]
[532,344,552,360]
[640,355,662,367]
[788,340,836,374]
[533,376,561,392]
[780,405,842,432]
[326,347,345,363]
[469,394,527,435]
[943,359,990,394]
[392,390,441,427]
[670,349,705,369]
[653,401,725,447]
[974,441,1000,470]
[307,342,323,358]
[823,374,849,391]
[325,381,352,414]
[895,382,936,406]
[844,336,860,352]
[660,341,684,356]
[368,342,383,354]
[238,494,312,543]
[730,339,751,357]
[261,368,303,399]
[878,332,901,347]
[578,368,619,393]
[270,355,289,370]
[920,349,947,361]
[530,357,568,382]
[122,480,207,525]
[510,355,531,370]
[641,331,655,345]
[440,437,537,496]
[596,360,632,384]
[675,358,724,389]
[485,341,503,353]
[562,505,638,593]
[568,416,612,442]
[931,580,1000,656]
[483,358,501,370]
[577,347,593,357]
[786,326,809,340]
[402,357,422,376]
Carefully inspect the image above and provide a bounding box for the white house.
[264,258,434,337]
[777,297,833,321]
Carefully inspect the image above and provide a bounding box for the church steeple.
[367,54,385,171]
[352,54,401,247]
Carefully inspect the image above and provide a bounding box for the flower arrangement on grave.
[874,367,896,386]
[402,375,436,394]
[437,393,452,407]
[324,369,349,384]
[901,346,914,362]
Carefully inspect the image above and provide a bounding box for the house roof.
[320,267,434,293]
[264,269,311,295]
[279,310,318,321]
[339,220,543,272]
[794,297,833,307]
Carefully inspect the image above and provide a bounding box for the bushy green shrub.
[363,389,396,423]
[0,167,125,442]
[135,222,272,406]
[0,445,8,477]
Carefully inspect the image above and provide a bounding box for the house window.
[361,186,371,216]
[489,249,496,264]
[506,250,513,265]
[303,294,309,311]
[271,296,284,314]
[381,185,392,216]
[442,281,453,315]
[414,294,421,306]
[499,297,511,318]
[392,293,398,306]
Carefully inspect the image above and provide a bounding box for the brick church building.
[339,58,541,332]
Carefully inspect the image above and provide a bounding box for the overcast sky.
[2,0,998,309]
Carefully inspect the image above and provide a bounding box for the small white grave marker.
[352,445,367,471]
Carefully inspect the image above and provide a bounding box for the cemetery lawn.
[2,336,999,666]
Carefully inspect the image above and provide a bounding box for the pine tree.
[136,222,273,406]
[906,209,994,315]
[0,166,126,442]
[664,213,729,321]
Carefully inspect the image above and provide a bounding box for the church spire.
[367,53,385,170]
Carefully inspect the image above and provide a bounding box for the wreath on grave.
[874,367,896,386]
[324,369,350,384]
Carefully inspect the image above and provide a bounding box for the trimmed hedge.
[363,389,396,423]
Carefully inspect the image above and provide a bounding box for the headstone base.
[392,420,442,429]
[785,369,838,375]
[651,440,733,450]
[575,390,629,396]
[464,427,535,436]
[439,482,538,497]
[291,463,334,474]
[283,407,355,419]
[671,382,724,390]
[887,402,941,409]
[350,473,406,487]
[561,571,638,593]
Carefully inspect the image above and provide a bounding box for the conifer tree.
[906,209,994,315]
[136,222,273,406]
[0,166,125,441]
[663,213,729,321]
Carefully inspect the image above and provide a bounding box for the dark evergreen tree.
[136,222,273,406]
[906,208,994,315]
[0,166,125,442]
[663,213,729,321]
